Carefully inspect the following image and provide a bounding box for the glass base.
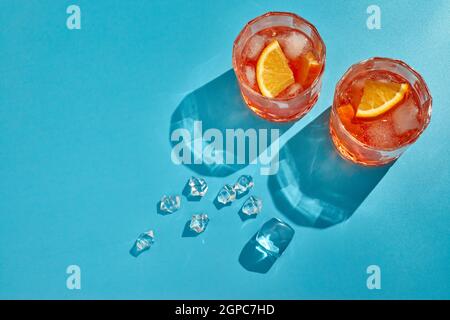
[329,124,397,167]
[241,92,317,123]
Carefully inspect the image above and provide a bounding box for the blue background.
[0,0,449,299]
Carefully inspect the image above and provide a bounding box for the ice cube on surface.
[392,98,420,135]
[216,184,237,205]
[159,195,181,214]
[244,34,267,61]
[234,175,254,195]
[190,214,209,233]
[131,230,155,256]
[187,176,208,197]
[256,218,294,257]
[278,31,309,60]
[241,196,263,216]
[244,65,256,87]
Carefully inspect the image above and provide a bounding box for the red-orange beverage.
[233,12,326,122]
[241,26,322,97]
[330,58,432,166]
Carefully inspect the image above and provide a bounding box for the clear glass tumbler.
[232,12,326,122]
[329,57,432,166]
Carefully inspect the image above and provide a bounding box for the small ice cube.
[279,83,303,98]
[190,214,209,233]
[244,65,256,87]
[348,77,366,107]
[392,99,420,135]
[234,175,254,195]
[256,218,294,257]
[159,195,181,214]
[241,196,262,216]
[131,230,155,256]
[245,34,267,60]
[365,120,396,149]
[278,31,309,60]
[187,176,208,197]
[217,184,237,205]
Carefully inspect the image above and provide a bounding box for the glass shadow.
[181,220,201,238]
[268,108,394,228]
[239,218,294,274]
[169,69,292,177]
[239,232,277,274]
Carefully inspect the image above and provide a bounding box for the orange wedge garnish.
[356,80,409,118]
[296,52,321,88]
[256,40,295,98]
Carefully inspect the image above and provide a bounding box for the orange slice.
[337,103,355,123]
[256,40,295,98]
[337,103,364,138]
[356,80,409,118]
[296,52,321,88]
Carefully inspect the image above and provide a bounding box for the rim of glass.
[332,57,433,152]
[232,11,326,102]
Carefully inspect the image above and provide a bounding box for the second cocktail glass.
[232,12,326,122]
[329,57,432,166]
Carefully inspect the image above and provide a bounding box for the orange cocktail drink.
[233,12,325,122]
[330,57,432,166]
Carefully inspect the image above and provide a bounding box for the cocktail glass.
[232,12,326,122]
[329,57,432,166]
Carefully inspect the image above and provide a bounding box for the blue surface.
[0,0,449,299]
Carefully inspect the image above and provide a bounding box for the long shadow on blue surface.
[169,69,292,177]
[268,108,394,228]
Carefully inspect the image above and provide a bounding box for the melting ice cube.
[256,218,294,257]
[217,184,237,205]
[278,31,309,60]
[187,176,208,197]
[241,196,262,216]
[278,82,303,99]
[245,34,267,61]
[234,175,254,195]
[365,120,396,149]
[392,98,420,135]
[190,214,209,233]
[244,65,256,87]
[159,195,181,214]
